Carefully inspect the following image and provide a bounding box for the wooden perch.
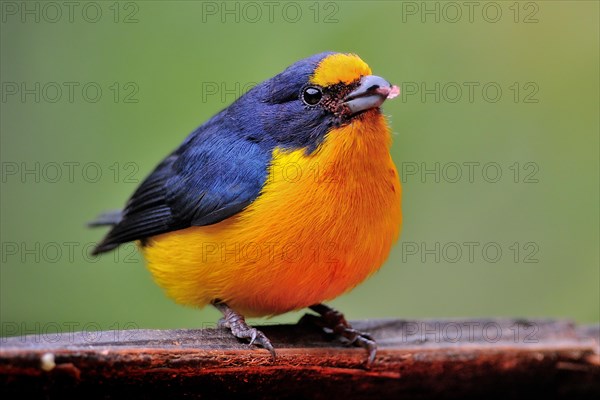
[1,318,598,399]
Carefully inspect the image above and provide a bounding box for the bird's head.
[229,52,399,153]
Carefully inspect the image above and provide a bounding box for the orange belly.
[143,110,402,317]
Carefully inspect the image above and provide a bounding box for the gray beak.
[343,75,398,115]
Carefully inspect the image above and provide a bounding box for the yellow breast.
[143,110,401,316]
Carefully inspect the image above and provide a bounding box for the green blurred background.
[1,1,598,337]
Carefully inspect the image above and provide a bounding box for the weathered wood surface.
[1,319,598,399]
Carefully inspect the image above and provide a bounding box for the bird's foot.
[300,303,377,368]
[213,301,276,361]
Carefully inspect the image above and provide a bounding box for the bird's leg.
[301,303,377,367]
[212,301,276,361]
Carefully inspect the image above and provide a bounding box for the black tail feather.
[88,209,124,255]
[90,240,121,256]
[87,209,123,227]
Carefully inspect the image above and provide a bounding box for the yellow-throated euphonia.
[91,52,401,365]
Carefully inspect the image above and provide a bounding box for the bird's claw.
[303,304,378,368]
[229,325,275,361]
[214,302,277,361]
[248,330,257,346]
[331,323,378,368]
[348,331,377,366]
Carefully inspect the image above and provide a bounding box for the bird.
[90,52,402,366]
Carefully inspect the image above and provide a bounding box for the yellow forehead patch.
[310,53,372,87]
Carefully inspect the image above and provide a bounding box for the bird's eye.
[302,87,323,106]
